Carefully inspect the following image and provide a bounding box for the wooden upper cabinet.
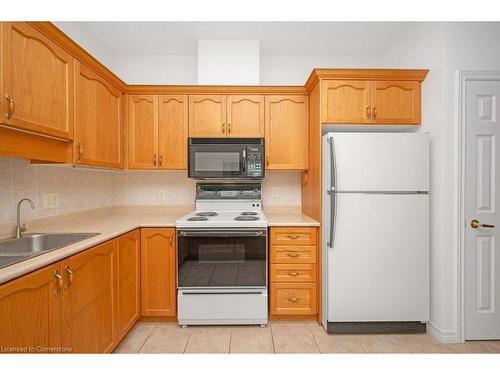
[265,95,309,170]
[141,228,176,317]
[116,230,140,342]
[371,81,421,124]
[226,95,264,137]
[61,239,118,353]
[1,22,74,139]
[321,80,371,124]
[0,263,61,350]
[321,78,423,125]
[74,61,122,168]
[128,95,158,169]
[188,95,227,137]
[158,95,188,169]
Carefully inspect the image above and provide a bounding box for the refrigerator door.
[327,192,429,322]
[324,133,429,192]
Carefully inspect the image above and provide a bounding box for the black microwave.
[188,138,265,179]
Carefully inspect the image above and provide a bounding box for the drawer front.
[270,283,317,315]
[270,227,317,245]
[270,245,316,264]
[270,264,317,283]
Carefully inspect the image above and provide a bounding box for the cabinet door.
[226,95,264,137]
[116,230,140,342]
[188,95,226,137]
[1,22,74,139]
[61,239,117,353]
[128,95,158,169]
[158,95,188,169]
[265,95,309,170]
[371,81,421,124]
[321,80,371,124]
[141,228,176,317]
[74,61,122,168]
[0,263,62,351]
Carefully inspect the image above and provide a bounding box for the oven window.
[194,152,240,172]
[177,232,266,288]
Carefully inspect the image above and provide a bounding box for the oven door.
[177,228,267,289]
[188,143,246,179]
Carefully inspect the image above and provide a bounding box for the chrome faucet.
[16,198,35,239]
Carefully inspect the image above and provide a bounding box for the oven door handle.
[178,231,265,237]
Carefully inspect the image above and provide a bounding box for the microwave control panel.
[246,146,264,177]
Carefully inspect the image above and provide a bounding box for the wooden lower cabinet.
[0,263,62,352]
[269,226,319,320]
[140,228,177,318]
[116,230,141,341]
[60,239,118,353]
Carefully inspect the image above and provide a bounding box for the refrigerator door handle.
[327,136,337,248]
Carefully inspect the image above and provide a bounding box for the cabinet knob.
[153,154,157,166]
[266,154,269,167]
[4,94,15,120]
[372,106,377,120]
[227,123,231,135]
[366,106,371,120]
[221,123,226,135]
[159,153,163,167]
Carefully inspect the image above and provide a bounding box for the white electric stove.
[176,183,268,327]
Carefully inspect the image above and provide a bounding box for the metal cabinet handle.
[54,270,63,297]
[5,94,15,119]
[227,123,231,135]
[159,152,163,167]
[153,154,157,166]
[286,253,300,258]
[287,297,300,303]
[471,219,495,229]
[266,154,270,167]
[366,105,371,120]
[64,267,73,291]
[372,106,377,120]
[287,234,300,240]
[288,271,300,277]
[222,123,226,135]
[76,143,84,160]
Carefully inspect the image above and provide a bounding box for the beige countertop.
[0,205,319,285]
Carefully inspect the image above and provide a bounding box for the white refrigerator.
[321,133,430,333]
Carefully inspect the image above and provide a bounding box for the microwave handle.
[242,148,246,173]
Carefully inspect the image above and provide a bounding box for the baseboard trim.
[427,321,460,343]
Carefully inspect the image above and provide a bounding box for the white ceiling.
[56,22,414,56]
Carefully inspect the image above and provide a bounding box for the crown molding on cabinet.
[304,68,429,92]
[28,22,128,91]
[125,85,307,95]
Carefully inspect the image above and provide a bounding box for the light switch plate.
[158,189,166,201]
[271,187,279,198]
[43,193,59,209]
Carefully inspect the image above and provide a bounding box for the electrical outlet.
[43,193,59,209]
[271,187,279,198]
[158,189,166,201]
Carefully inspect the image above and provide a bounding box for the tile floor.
[113,321,500,354]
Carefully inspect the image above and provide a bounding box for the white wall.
[380,22,500,342]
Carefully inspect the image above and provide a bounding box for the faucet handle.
[20,223,27,233]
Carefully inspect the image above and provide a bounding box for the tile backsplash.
[0,157,302,225]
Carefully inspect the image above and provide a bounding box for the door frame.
[455,71,500,342]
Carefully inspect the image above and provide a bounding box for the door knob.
[470,219,495,229]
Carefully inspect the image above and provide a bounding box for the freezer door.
[325,133,429,192]
[327,193,429,322]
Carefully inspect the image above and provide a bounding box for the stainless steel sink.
[0,232,100,269]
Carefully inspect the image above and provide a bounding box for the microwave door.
[189,146,244,179]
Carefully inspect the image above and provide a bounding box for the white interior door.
[464,78,500,340]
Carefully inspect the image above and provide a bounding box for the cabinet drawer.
[270,245,316,264]
[270,283,317,315]
[270,227,317,245]
[270,264,317,283]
